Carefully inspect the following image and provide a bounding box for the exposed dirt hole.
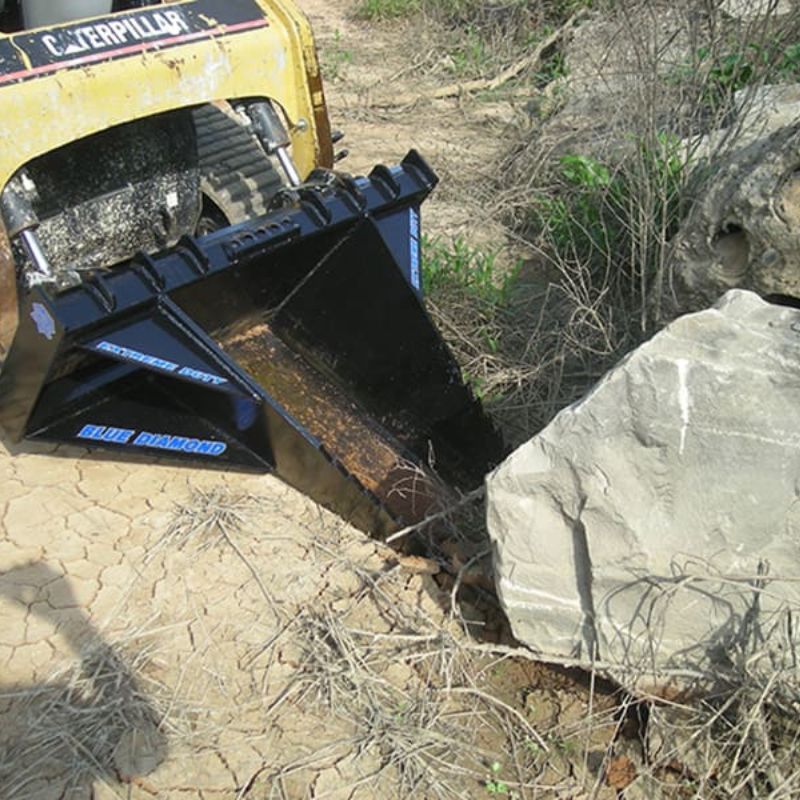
[712,225,750,283]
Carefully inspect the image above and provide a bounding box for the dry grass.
[269,592,800,798]
[635,566,800,799]
[501,561,800,798]
[155,486,260,552]
[6,4,800,787]
[8,487,798,799]
[403,3,800,797]
[1,488,270,798]
[0,623,170,799]
[260,566,570,799]
[421,0,800,444]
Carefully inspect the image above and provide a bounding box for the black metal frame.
[0,152,505,533]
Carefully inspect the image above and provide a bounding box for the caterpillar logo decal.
[0,0,268,86]
[40,9,192,58]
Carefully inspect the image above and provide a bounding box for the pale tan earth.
[0,2,611,798]
[301,0,519,248]
[0,437,469,798]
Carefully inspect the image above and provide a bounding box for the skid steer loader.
[0,0,504,535]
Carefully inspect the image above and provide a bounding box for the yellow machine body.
[0,0,332,186]
[0,0,333,355]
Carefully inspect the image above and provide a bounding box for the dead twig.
[385,487,484,544]
[348,11,586,108]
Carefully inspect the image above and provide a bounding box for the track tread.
[192,105,284,224]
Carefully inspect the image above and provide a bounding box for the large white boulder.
[487,290,800,684]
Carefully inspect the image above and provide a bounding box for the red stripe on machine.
[0,18,268,86]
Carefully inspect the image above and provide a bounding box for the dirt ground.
[0,438,476,798]
[0,2,626,798]
[0,435,623,799]
[301,0,518,249]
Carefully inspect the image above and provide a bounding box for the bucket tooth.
[0,152,505,534]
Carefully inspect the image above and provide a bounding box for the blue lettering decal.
[80,425,226,457]
[97,341,179,373]
[31,303,56,340]
[100,427,135,444]
[178,366,227,386]
[78,425,134,444]
[96,341,229,387]
[409,208,420,290]
[409,206,420,239]
[78,424,105,441]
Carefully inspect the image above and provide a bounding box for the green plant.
[680,40,800,111]
[484,761,510,795]
[447,26,490,76]
[520,22,571,87]
[779,42,800,76]
[534,49,568,86]
[421,237,520,402]
[523,737,542,757]
[531,153,622,289]
[532,133,689,325]
[320,29,353,80]
[422,236,517,308]
[558,153,611,188]
[356,0,420,20]
[705,46,759,92]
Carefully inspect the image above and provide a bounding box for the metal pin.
[274,148,302,187]
[20,229,54,282]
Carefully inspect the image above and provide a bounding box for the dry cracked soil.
[0,440,483,798]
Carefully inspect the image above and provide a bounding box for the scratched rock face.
[487,290,800,686]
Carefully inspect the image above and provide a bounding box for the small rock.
[395,554,440,575]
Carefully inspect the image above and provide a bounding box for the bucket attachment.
[0,151,505,535]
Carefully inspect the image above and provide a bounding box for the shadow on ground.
[0,562,167,799]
